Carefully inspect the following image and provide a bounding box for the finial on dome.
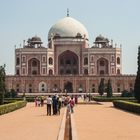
[67,8,69,17]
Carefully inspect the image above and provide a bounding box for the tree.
[98,78,105,96]
[106,79,112,97]
[10,89,17,98]
[134,46,140,102]
[0,65,6,105]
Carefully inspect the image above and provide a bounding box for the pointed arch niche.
[97,58,109,75]
[58,50,79,75]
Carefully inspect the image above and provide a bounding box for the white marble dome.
[48,17,89,40]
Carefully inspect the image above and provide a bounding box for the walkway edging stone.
[57,107,67,140]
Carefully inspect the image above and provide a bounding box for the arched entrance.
[39,82,47,92]
[28,58,40,75]
[58,50,79,75]
[97,58,109,75]
[64,81,73,93]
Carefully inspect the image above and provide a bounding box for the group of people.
[34,96,45,107]
[46,95,76,116]
[34,95,77,116]
[46,95,61,116]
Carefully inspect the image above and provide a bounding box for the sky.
[0,0,140,75]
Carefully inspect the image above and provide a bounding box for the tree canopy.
[134,46,140,102]
[98,78,105,96]
[0,65,6,104]
[106,79,112,97]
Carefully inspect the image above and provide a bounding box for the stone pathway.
[1,101,140,140]
[74,102,140,140]
[0,103,64,140]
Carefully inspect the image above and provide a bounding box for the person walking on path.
[52,95,57,115]
[34,96,38,107]
[69,97,75,113]
[74,95,78,104]
[57,97,61,115]
[46,95,52,116]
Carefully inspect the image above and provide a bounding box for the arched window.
[16,84,20,92]
[60,59,64,65]
[32,60,37,67]
[66,60,71,65]
[66,69,71,74]
[91,56,94,62]
[100,60,105,66]
[16,57,20,65]
[39,82,47,92]
[28,84,32,93]
[49,69,53,75]
[78,84,83,93]
[117,83,120,92]
[84,57,88,65]
[84,69,88,75]
[32,70,37,75]
[100,70,104,74]
[49,57,53,65]
[42,56,46,62]
[73,69,77,74]
[29,84,32,87]
[117,69,120,74]
[117,87,120,92]
[16,69,19,75]
[60,69,64,74]
[117,57,120,64]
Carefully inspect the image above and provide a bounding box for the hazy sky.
[0,0,140,74]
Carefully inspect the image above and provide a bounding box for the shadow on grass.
[107,105,140,116]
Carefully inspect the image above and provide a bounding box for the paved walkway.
[0,103,65,140]
[74,102,140,140]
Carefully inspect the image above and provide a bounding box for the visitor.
[46,95,52,116]
[37,96,41,107]
[84,94,86,101]
[34,96,38,107]
[52,95,57,115]
[61,95,65,107]
[41,96,44,107]
[69,97,75,113]
[74,95,78,104]
[57,97,61,115]
[89,93,91,102]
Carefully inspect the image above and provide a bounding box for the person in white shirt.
[46,95,52,116]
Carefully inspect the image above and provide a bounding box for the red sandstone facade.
[5,16,136,93]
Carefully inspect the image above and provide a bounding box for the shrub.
[5,89,17,98]
[113,100,140,114]
[0,101,27,115]
[121,90,134,97]
[26,97,35,102]
[98,78,105,96]
[4,97,35,102]
[92,96,135,102]
[106,79,112,97]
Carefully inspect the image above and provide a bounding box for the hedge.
[92,96,135,102]
[4,97,34,102]
[113,100,140,114]
[0,101,27,115]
